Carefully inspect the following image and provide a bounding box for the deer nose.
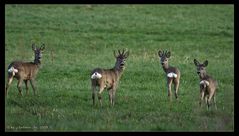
[197,71,200,74]
[161,62,164,65]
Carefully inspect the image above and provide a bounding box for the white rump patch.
[167,72,177,78]
[91,72,102,79]
[200,80,210,87]
[8,66,18,76]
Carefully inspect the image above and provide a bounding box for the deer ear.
[194,59,200,66]
[158,50,162,57]
[40,44,45,51]
[32,44,36,51]
[124,51,129,58]
[203,60,208,67]
[166,51,171,58]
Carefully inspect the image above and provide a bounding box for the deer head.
[32,44,45,63]
[194,59,208,78]
[158,50,171,67]
[113,49,129,70]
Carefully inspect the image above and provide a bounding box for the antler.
[159,50,170,57]
[115,49,128,57]
[122,49,125,55]
[124,49,129,58]
[118,50,121,55]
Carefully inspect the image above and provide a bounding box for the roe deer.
[5,44,45,96]
[158,50,181,101]
[194,59,218,110]
[91,49,129,107]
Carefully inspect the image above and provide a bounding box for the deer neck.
[113,65,124,79]
[162,63,169,73]
[199,72,207,80]
[34,58,41,66]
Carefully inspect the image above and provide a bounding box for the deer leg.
[92,85,97,106]
[108,89,113,106]
[109,87,116,107]
[213,93,217,110]
[174,79,180,99]
[167,79,173,101]
[213,95,217,110]
[30,79,36,95]
[207,92,214,110]
[112,88,116,106]
[5,76,14,96]
[112,82,118,106]
[199,89,205,107]
[205,96,209,110]
[24,80,29,96]
[17,79,23,96]
[98,86,104,107]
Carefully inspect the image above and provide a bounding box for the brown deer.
[5,44,45,96]
[90,49,129,107]
[158,50,181,101]
[194,59,218,110]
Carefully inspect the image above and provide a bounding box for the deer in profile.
[5,44,45,96]
[194,59,218,110]
[90,49,129,107]
[158,50,181,101]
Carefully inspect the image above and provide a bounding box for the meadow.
[5,5,234,131]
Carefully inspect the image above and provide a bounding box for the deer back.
[8,61,39,80]
[201,75,217,91]
[91,68,118,89]
[165,66,180,76]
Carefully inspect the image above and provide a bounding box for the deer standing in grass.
[91,49,129,107]
[5,44,45,96]
[158,50,181,101]
[194,59,218,110]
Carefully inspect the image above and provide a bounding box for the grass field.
[5,5,234,131]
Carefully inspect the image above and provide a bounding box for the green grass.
[5,4,234,131]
